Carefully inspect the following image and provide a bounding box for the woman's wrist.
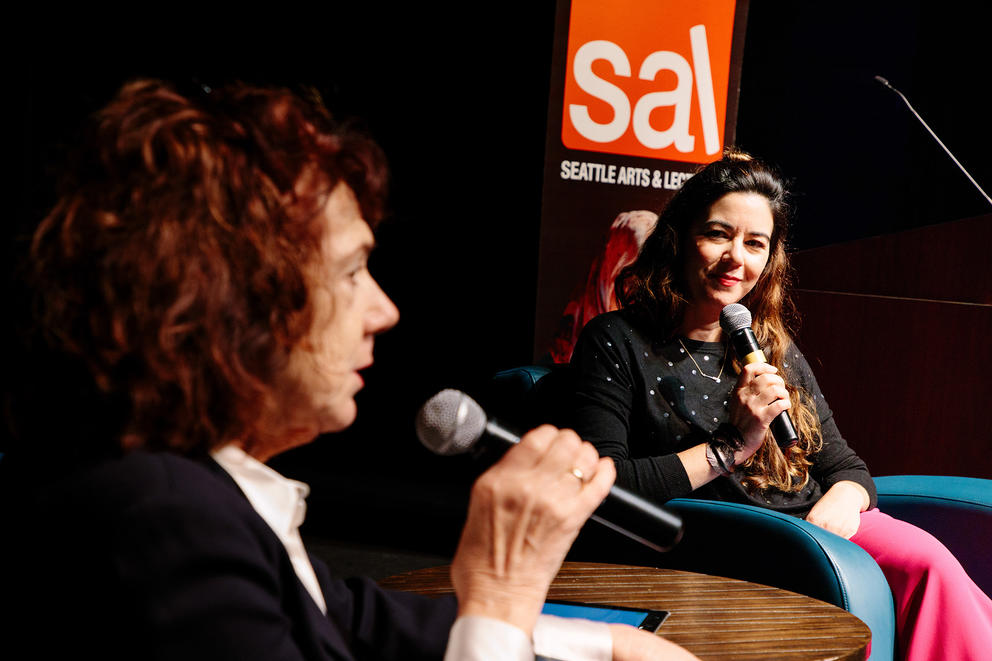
[829,480,871,512]
[706,423,745,475]
[705,441,733,475]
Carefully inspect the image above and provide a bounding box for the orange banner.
[562,0,737,163]
[533,0,748,361]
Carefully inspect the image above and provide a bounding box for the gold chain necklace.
[677,338,727,384]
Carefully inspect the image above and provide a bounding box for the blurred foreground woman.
[0,80,695,661]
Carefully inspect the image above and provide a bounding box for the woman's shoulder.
[781,341,815,376]
[578,309,651,343]
[3,449,290,656]
[779,341,830,401]
[572,311,659,380]
[104,451,260,523]
[581,310,626,333]
[6,449,251,528]
[94,450,229,492]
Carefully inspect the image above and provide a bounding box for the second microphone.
[416,388,684,553]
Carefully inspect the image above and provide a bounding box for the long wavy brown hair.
[616,149,821,493]
[19,79,387,459]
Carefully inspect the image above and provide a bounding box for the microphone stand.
[874,75,992,209]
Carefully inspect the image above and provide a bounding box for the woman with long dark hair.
[569,149,992,660]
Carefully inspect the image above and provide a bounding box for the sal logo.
[561,0,738,163]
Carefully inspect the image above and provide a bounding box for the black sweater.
[569,310,877,518]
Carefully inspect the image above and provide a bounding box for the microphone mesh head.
[415,389,487,456]
[719,303,752,334]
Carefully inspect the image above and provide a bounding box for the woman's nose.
[367,276,400,335]
[723,238,745,265]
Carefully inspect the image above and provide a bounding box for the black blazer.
[0,450,456,660]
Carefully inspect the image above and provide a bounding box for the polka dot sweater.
[569,310,877,517]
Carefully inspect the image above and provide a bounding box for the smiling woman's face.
[682,191,774,319]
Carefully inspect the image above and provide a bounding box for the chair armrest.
[876,475,992,597]
[491,365,552,397]
[659,499,895,661]
[488,365,562,428]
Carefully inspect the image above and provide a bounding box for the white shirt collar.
[210,444,327,613]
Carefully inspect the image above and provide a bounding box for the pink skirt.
[850,509,992,661]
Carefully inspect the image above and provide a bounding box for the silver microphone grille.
[415,389,488,456]
[719,303,752,334]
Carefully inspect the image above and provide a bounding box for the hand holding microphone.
[720,304,798,449]
[416,391,691,655]
[448,423,614,635]
[416,389,684,553]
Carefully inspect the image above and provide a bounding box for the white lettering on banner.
[569,41,632,143]
[568,25,721,155]
[664,170,693,190]
[632,50,694,151]
[689,25,720,156]
[560,160,693,190]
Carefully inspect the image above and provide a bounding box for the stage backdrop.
[534,0,749,361]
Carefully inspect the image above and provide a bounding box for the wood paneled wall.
[791,214,992,478]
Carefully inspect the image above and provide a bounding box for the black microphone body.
[725,326,798,448]
[720,304,798,449]
[418,391,683,553]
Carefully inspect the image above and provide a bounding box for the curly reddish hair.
[27,79,388,457]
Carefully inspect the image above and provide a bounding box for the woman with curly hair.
[568,149,992,660]
[1,79,695,661]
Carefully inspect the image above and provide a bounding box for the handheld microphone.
[874,75,992,208]
[719,304,798,448]
[415,389,683,552]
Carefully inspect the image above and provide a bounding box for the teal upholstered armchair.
[486,365,992,661]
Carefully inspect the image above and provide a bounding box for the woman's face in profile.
[273,183,399,446]
[682,191,774,317]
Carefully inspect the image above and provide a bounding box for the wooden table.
[379,562,870,660]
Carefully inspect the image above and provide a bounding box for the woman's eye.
[344,264,367,283]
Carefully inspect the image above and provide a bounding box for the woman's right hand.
[449,425,615,637]
[729,362,792,461]
[609,624,701,660]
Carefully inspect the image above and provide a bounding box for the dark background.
[11,2,991,556]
